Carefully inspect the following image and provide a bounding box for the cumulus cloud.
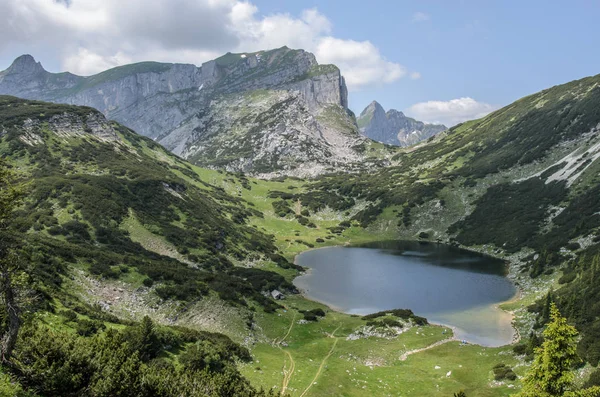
[412,12,430,22]
[0,0,414,90]
[406,97,498,126]
[410,72,421,80]
[231,7,331,53]
[62,49,131,76]
[316,38,406,89]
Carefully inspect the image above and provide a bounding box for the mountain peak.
[358,101,446,146]
[6,54,46,75]
[360,100,385,117]
[386,108,406,118]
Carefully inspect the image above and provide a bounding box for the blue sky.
[250,0,600,122]
[1,0,599,125]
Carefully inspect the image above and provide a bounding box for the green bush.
[272,200,292,217]
[300,308,326,322]
[89,261,119,279]
[492,364,517,381]
[558,272,577,284]
[512,343,527,355]
[75,319,106,336]
[296,215,309,225]
[366,318,403,328]
[584,368,600,388]
[58,309,78,323]
[142,278,154,287]
[12,320,265,397]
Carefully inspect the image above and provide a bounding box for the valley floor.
[238,244,562,396]
[240,295,521,396]
[180,166,555,396]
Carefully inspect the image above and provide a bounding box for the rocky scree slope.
[0,49,384,177]
[357,100,446,146]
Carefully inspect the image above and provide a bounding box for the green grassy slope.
[302,73,600,256]
[0,95,303,316]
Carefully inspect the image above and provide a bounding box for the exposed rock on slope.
[357,100,446,146]
[1,48,382,177]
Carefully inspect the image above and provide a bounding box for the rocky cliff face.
[357,100,446,146]
[0,48,372,176]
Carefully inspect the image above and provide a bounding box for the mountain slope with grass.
[3,70,600,396]
[309,72,600,252]
[0,95,312,323]
[0,49,393,177]
[0,94,336,395]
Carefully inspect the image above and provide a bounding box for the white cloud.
[316,37,406,90]
[231,7,331,53]
[63,48,131,76]
[410,71,421,80]
[0,0,414,90]
[406,97,498,127]
[230,7,407,90]
[412,12,430,22]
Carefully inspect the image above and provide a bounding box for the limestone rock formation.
[1,48,379,177]
[357,100,446,146]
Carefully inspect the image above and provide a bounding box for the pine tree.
[518,303,579,396]
[531,250,546,278]
[591,255,600,284]
[131,315,160,362]
[527,331,542,358]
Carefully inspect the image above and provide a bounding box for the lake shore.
[292,241,522,347]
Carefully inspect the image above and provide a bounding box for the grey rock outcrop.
[15,110,120,147]
[357,101,446,146]
[0,47,366,176]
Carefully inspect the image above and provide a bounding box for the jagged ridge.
[0,48,378,177]
[357,100,446,146]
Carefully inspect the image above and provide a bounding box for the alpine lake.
[294,241,517,346]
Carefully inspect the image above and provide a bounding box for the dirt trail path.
[277,313,296,396]
[281,349,296,395]
[298,324,341,397]
[399,337,455,361]
[279,313,296,344]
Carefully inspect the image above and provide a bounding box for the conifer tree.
[517,304,600,397]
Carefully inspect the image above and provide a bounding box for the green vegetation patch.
[450,178,567,252]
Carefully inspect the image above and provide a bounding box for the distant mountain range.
[0,48,395,177]
[357,100,446,146]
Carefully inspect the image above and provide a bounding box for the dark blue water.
[294,241,517,346]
